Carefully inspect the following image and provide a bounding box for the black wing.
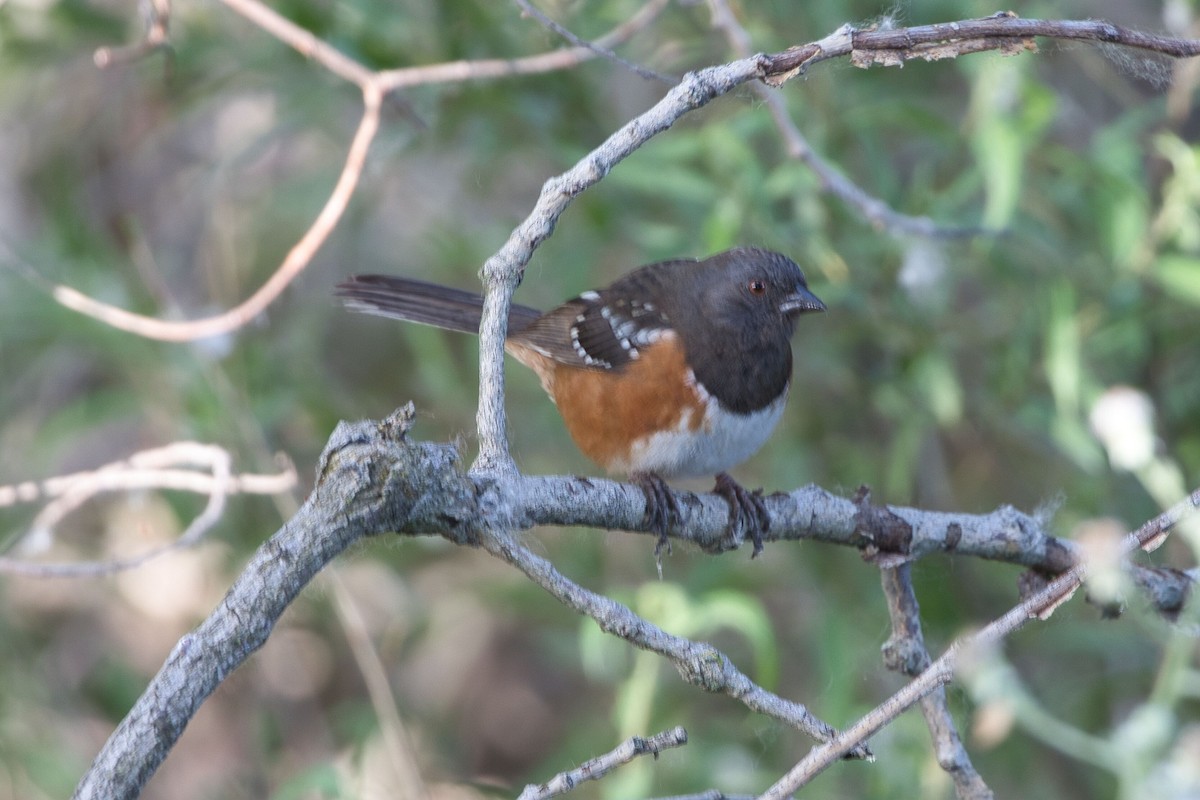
[510,290,672,370]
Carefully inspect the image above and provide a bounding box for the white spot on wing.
[569,319,612,368]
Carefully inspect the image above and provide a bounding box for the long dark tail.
[336,275,542,334]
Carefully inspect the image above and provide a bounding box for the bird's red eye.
[748,279,767,296]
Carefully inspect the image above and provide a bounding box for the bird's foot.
[713,472,770,557]
[634,472,679,571]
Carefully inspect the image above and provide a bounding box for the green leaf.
[1154,255,1200,306]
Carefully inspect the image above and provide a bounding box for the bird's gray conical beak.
[780,285,826,315]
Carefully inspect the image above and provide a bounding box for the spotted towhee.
[336,246,825,556]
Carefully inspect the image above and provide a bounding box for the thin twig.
[514,0,675,84]
[51,89,383,342]
[0,442,296,577]
[757,487,1200,798]
[880,565,993,800]
[706,0,982,238]
[517,726,689,800]
[46,0,671,343]
[481,526,869,757]
[327,571,430,800]
[377,0,671,90]
[219,0,375,85]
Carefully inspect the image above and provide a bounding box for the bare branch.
[758,488,1200,798]
[51,89,384,342]
[880,565,993,800]
[67,408,832,798]
[514,0,674,84]
[377,0,671,90]
[67,410,1200,798]
[706,0,983,238]
[0,443,296,578]
[857,15,1200,58]
[217,0,376,86]
[515,476,1069,568]
[761,13,1200,80]
[48,0,671,344]
[518,726,689,800]
[480,525,868,758]
[71,408,453,800]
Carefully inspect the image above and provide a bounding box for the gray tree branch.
[760,488,1200,798]
[518,726,689,800]
[64,11,1200,798]
[72,408,1198,798]
[880,565,993,800]
[478,523,866,758]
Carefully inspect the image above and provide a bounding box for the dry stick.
[217,0,375,85]
[52,91,383,342]
[326,572,430,800]
[0,443,297,578]
[71,412,867,799]
[514,0,675,84]
[66,411,1196,798]
[880,566,993,800]
[757,487,1200,799]
[377,0,672,90]
[69,411,450,800]
[49,0,670,343]
[517,727,689,800]
[705,0,979,239]
[480,526,870,759]
[759,15,1200,78]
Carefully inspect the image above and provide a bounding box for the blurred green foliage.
[1,1,1198,799]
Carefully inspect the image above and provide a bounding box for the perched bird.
[336,246,825,556]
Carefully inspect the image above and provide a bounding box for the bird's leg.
[713,472,770,557]
[633,472,679,561]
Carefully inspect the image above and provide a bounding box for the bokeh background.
[2,1,1199,798]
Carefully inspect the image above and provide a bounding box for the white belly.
[615,385,788,478]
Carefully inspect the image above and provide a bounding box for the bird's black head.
[694,247,825,336]
[656,247,824,414]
